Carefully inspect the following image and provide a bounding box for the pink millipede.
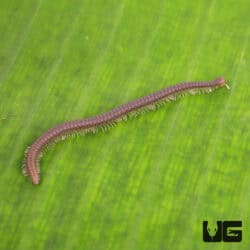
[23,76,229,185]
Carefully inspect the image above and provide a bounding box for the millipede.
[23,76,229,185]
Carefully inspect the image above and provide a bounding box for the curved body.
[24,77,227,184]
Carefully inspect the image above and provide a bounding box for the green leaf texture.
[0,0,249,249]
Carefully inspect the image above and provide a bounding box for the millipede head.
[215,76,226,86]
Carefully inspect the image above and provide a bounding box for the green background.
[0,0,249,249]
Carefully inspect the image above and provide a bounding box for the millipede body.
[23,77,228,185]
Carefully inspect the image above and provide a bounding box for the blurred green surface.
[0,0,249,249]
